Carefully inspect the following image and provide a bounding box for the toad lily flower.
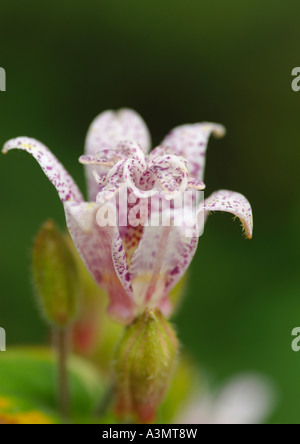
[2,109,253,324]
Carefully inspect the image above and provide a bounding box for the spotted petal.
[162,122,225,180]
[80,140,146,167]
[123,158,157,198]
[149,154,189,200]
[119,224,144,265]
[112,231,134,300]
[85,109,151,200]
[2,137,83,203]
[79,154,116,167]
[130,212,198,316]
[117,140,147,164]
[96,159,127,202]
[199,190,253,239]
[64,201,135,324]
[188,177,206,190]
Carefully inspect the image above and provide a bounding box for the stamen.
[123,158,158,198]
[92,169,102,184]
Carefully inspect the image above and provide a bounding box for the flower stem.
[54,327,70,422]
[96,384,115,418]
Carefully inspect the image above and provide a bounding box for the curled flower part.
[198,190,253,239]
[188,177,206,190]
[97,159,128,201]
[2,137,83,203]
[81,140,192,201]
[149,154,189,200]
[162,122,226,179]
[123,158,157,199]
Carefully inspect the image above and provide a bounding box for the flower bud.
[32,220,79,327]
[160,354,201,423]
[114,308,178,423]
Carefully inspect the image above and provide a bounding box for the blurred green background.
[1,0,300,424]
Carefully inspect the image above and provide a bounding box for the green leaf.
[0,347,105,423]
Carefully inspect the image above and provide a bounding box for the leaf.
[0,347,105,423]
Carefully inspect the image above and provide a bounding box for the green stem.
[96,384,115,418]
[54,327,70,423]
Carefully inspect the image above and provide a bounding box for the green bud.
[32,220,79,327]
[161,354,201,423]
[114,308,178,423]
